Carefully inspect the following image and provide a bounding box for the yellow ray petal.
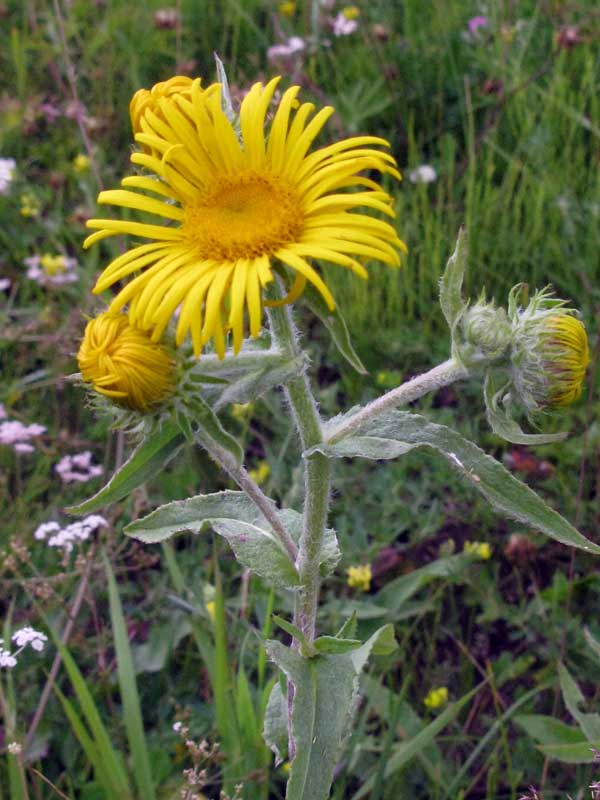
[228,259,249,354]
[245,261,263,337]
[276,248,336,309]
[97,189,184,221]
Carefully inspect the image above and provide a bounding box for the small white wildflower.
[0,157,16,194]
[0,277,11,291]
[55,451,103,483]
[7,742,22,755]
[12,627,48,652]
[34,521,61,541]
[173,721,183,733]
[332,12,358,36]
[0,646,17,668]
[0,420,46,453]
[267,36,306,63]
[409,164,437,184]
[83,514,108,530]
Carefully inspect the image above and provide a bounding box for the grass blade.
[104,551,157,800]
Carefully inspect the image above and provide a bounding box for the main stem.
[267,302,331,643]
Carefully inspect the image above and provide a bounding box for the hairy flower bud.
[509,287,590,411]
[77,312,176,412]
[460,298,512,364]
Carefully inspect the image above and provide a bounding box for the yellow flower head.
[20,193,40,218]
[342,5,361,20]
[40,253,68,276]
[464,540,492,560]
[346,563,372,592]
[539,315,590,407]
[424,687,448,710]
[278,1,296,16]
[73,154,91,173]
[248,461,271,485]
[86,75,406,358]
[77,311,175,412]
[129,75,197,136]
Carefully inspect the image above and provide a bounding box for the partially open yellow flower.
[77,312,175,412]
[86,75,405,358]
[129,75,197,136]
[540,315,590,407]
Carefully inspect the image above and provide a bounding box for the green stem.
[200,435,298,562]
[267,302,331,643]
[326,358,469,443]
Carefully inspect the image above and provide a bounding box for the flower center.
[183,171,304,261]
[40,254,68,276]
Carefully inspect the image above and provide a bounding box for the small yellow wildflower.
[231,402,254,420]
[77,311,175,412]
[20,193,40,218]
[40,254,68,276]
[342,5,360,19]
[464,540,492,560]
[281,761,291,774]
[205,600,216,622]
[248,461,270,486]
[346,564,372,592]
[278,1,296,16]
[73,154,91,173]
[424,687,448,710]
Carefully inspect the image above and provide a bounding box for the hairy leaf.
[267,640,357,800]
[313,411,600,555]
[126,491,299,588]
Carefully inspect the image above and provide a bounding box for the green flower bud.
[509,286,590,412]
[459,297,512,366]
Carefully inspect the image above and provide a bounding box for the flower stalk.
[199,433,298,563]
[266,301,331,643]
[327,358,469,443]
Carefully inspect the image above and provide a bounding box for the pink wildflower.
[267,36,306,64]
[468,15,489,34]
[0,419,46,453]
[55,451,103,483]
[0,157,16,194]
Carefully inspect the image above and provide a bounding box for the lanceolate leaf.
[267,640,357,800]
[263,681,288,766]
[303,283,367,374]
[313,411,600,555]
[439,226,468,350]
[65,421,184,515]
[514,714,593,764]
[126,491,299,588]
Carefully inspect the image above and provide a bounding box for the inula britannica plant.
[70,61,593,800]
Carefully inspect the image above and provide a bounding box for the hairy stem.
[200,436,298,563]
[266,302,331,642]
[326,358,469,443]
